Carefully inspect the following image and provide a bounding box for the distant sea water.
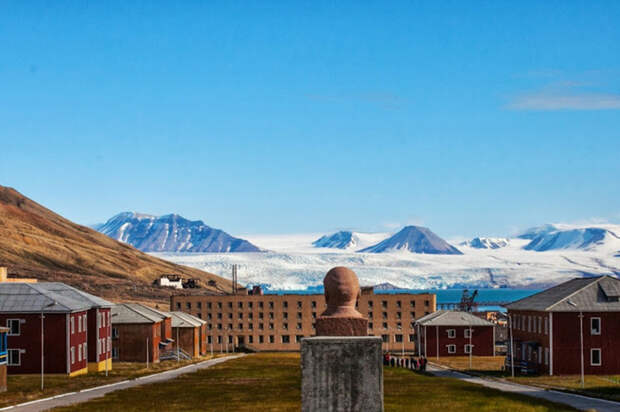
[265,287,539,312]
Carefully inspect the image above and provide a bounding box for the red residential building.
[111,303,174,363]
[506,275,620,375]
[415,310,495,358]
[0,283,108,376]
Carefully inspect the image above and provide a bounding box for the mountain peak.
[97,212,261,253]
[358,226,462,254]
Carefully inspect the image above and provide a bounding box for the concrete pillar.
[301,336,383,412]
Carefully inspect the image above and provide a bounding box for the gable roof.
[0,282,94,313]
[505,275,620,312]
[111,303,168,324]
[169,311,206,327]
[415,310,494,326]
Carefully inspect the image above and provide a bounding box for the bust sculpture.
[315,266,368,336]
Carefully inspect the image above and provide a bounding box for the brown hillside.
[0,185,232,303]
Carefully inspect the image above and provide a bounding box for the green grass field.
[52,353,576,411]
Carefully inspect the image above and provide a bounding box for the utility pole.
[146,338,149,369]
[469,325,473,370]
[579,311,584,388]
[509,314,515,378]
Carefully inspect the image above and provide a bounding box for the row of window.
[70,314,88,335]
[512,314,602,336]
[518,345,602,367]
[446,329,472,339]
[446,344,474,354]
[205,333,417,345]
[178,299,431,311]
[206,320,418,332]
[69,342,88,365]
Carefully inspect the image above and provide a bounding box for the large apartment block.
[171,288,436,352]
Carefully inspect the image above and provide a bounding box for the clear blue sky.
[1,1,619,238]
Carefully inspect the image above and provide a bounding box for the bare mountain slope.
[0,186,231,303]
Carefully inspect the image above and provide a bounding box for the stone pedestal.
[315,317,368,337]
[301,336,383,412]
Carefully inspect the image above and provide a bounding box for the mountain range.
[460,237,510,249]
[0,186,231,303]
[357,226,463,254]
[97,212,261,253]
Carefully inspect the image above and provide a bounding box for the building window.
[217,302,222,309]
[248,335,253,344]
[544,348,549,365]
[382,301,387,308]
[238,302,243,309]
[197,313,202,319]
[269,335,275,343]
[112,328,119,338]
[282,335,290,344]
[395,334,403,343]
[78,343,82,361]
[424,300,429,307]
[269,302,274,309]
[538,317,542,334]
[207,313,212,320]
[207,302,212,309]
[297,312,302,320]
[312,301,317,309]
[248,313,253,319]
[248,323,253,330]
[312,312,317,319]
[410,301,415,308]
[228,336,233,344]
[447,329,456,338]
[591,348,602,366]
[259,302,264,309]
[228,313,233,320]
[7,319,20,336]
[447,345,456,354]
[591,318,601,335]
[367,311,373,319]
[217,336,222,344]
[464,329,472,338]
[396,322,402,329]
[283,312,288,319]
[8,349,21,366]
[112,347,119,359]
[207,336,212,344]
[269,323,274,330]
[176,302,181,309]
[410,312,415,319]
[464,344,473,354]
[296,335,303,343]
[528,316,532,333]
[71,317,75,334]
[71,347,75,364]
[297,301,302,309]
[283,301,288,309]
[228,302,232,309]
[186,303,192,310]
[248,302,253,309]
[197,302,202,309]
[368,301,373,308]
[238,323,243,330]
[283,323,288,330]
[368,322,373,329]
[227,323,233,330]
[217,313,222,320]
[382,322,388,330]
[269,312,274,320]
[259,312,264,319]
[382,312,387,319]
[381,335,388,343]
[297,323,302,330]
[217,324,222,330]
[409,334,415,342]
[396,312,402,319]
[259,323,264,330]
[544,317,548,335]
[238,312,243,319]
[259,335,264,343]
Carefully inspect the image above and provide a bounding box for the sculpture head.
[321,266,363,318]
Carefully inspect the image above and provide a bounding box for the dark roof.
[505,275,620,312]
[415,310,495,326]
[0,283,97,313]
[111,303,170,324]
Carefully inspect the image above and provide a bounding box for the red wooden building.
[0,283,113,376]
[506,275,620,375]
[111,303,174,363]
[415,310,495,358]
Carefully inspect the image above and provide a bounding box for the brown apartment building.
[171,287,436,352]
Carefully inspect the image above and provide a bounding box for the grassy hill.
[0,185,232,303]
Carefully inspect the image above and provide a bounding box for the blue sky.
[1,1,619,238]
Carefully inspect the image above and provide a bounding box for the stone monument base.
[315,317,368,336]
[301,336,383,412]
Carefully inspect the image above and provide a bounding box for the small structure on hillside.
[0,267,37,283]
[153,274,183,289]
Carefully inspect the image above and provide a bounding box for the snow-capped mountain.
[358,226,462,254]
[461,237,509,249]
[312,231,359,249]
[97,212,262,253]
[524,226,620,252]
[517,224,558,240]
